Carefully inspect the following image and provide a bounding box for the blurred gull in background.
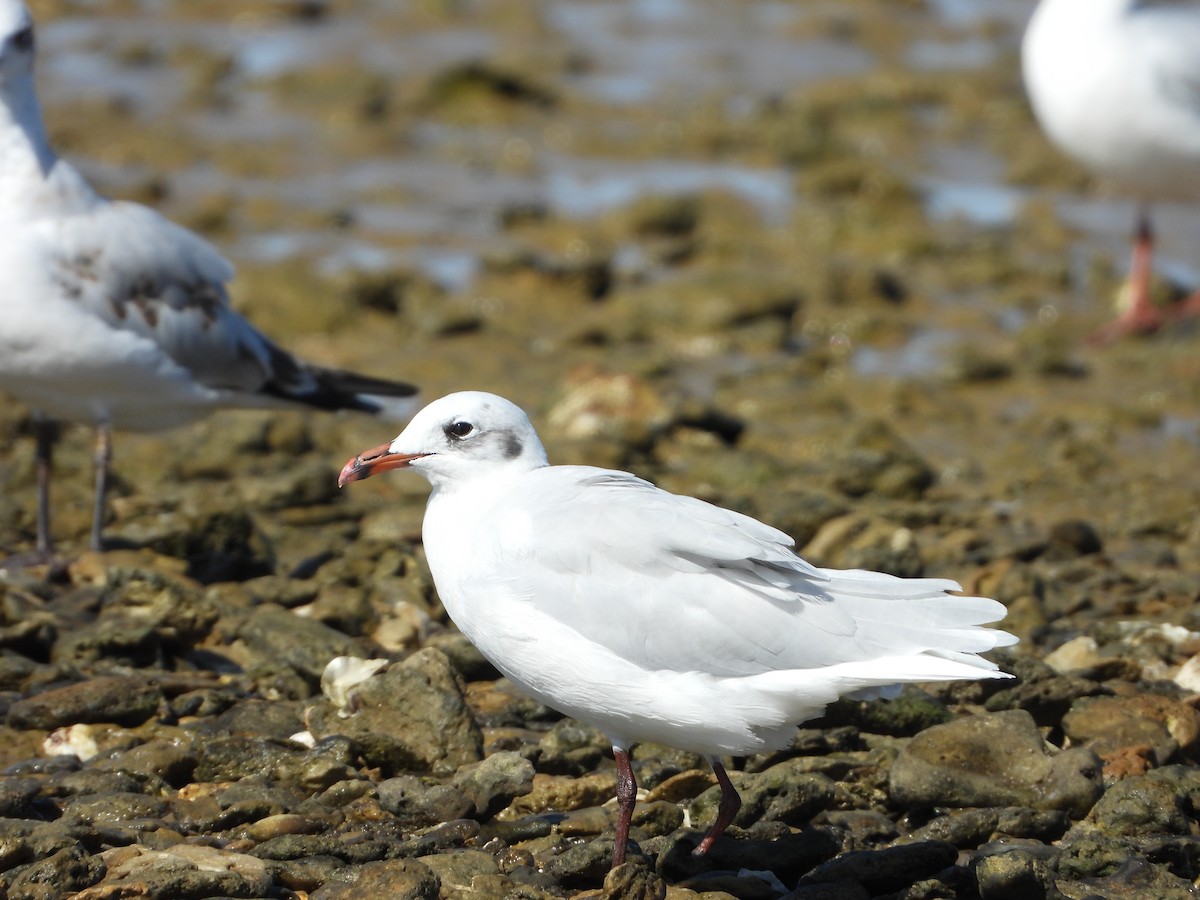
[1023,0,1200,343]
[0,0,419,558]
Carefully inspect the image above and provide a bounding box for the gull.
[1022,0,1200,343]
[339,391,1017,868]
[0,0,418,557]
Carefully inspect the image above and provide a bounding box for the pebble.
[889,709,1103,815]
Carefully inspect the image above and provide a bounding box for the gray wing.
[44,198,289,394]
[40,197,408,410]
[481,467,1007,678]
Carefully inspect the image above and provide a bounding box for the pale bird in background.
[339,391,1017,868]
[0,0,418,556]
[1022,0,1200,343]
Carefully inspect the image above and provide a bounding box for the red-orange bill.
[337,443,426,487]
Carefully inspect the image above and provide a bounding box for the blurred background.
[5,0,1199,610]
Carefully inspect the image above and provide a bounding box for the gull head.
[338,391,549,489]
[0,0,35,81]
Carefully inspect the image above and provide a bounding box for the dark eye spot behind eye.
[444,420,473,440]
[13,26,33,51]
[502,433,523,459]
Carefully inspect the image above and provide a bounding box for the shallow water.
[34,0,1200,308]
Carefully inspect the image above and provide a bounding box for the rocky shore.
[2,1,1200,897]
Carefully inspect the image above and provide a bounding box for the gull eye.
[444,420,474,440]
[13,26,33,51]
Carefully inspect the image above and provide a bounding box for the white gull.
[338,391,1017,868]
[0,0,418,556]
[1022,0,1200,342]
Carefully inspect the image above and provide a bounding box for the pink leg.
[692,758,742,856]
[1089,213,1165,345]
[612,747,636,868]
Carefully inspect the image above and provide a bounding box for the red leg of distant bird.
[612,747,636,867]
[693,758,742,856]
[90,424,112,552]
[1089,213,1165,345]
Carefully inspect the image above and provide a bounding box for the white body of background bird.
[0,0,418,556]
[1022,0,1200,341]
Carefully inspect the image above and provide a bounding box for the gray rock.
[6,845,104,900]
[539,836,612,886]
[690,761,834,833]
[7,675,164,729]
[830,418,935,500]
[309,858,440,899]
[236,607,367,686]
[972,841,1059,900]
[903,806,1069,848]
[656,828,840,883]
[61,791,168,828]
[801,514,925,577]
[1069,764,1200,838]
[251,832,391,864]
[306,648,483,775]
[0,778,40,818]
[820,688,952,737]
[983,656,1106,727]
[889,710,1103,816]
[450,750,535,819]
[192,736,355,789]
[417,849,500,893]
[75,845,273,899]
[213,697,307,741]
[1061,694,1200,764]
[425,631,500,681]
[631,800,686,839]
[1056,855,1198,900]
[600,859,667,900]
[96,737,199,787]
[798,841,958,894]
[377,775,475,829]
[535,719,609,775]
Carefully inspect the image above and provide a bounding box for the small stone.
[417,849,500,893]
[8,676,164,730]
[9,845,104,898]
[1061,694,1200,764]
[450,750,535,819]
[972,842,1058,900]
[309,858,440,899]
[377,775,475,829]
[1042,636,1105,674]
[236,607,367,686]
[306,648,483,774]
[828,418,935,501]
[601,860,668,899]
[504,771,617,817]
[689,763,834,833]
[1044,519,1103,559]
[1069,764,1200,838]
[799,841,958,894]
[889,710,1103,816]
